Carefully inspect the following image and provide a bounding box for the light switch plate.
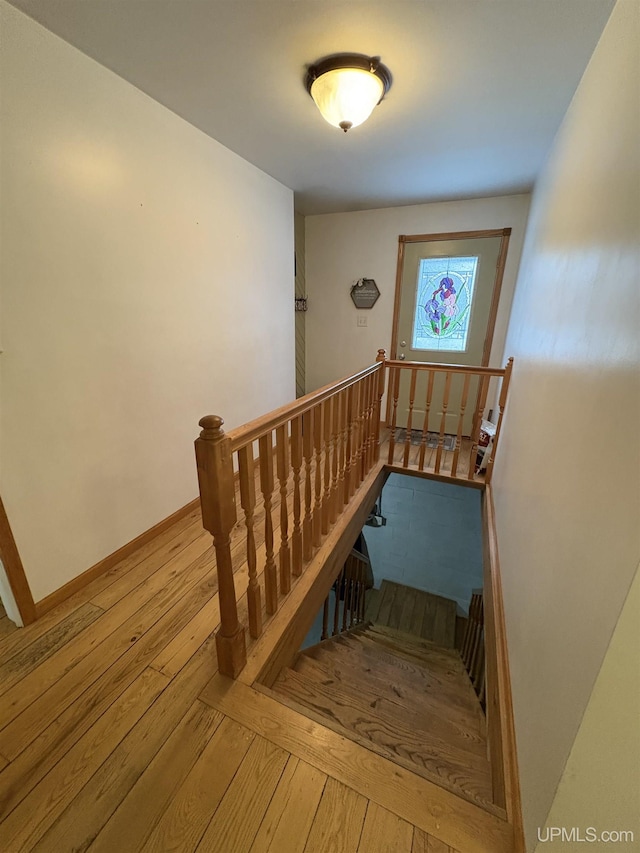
[357,315,368,327]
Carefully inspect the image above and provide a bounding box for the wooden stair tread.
[324,635,475,701]
[293,655,487,754]
[380,579,457,611]
[297,647,484,731]
[366,623,460,658]
[343,632,469,682]
[271,667,493,811]
[376,581,457,648]
[275,665,488,769]
[335,634,477,700]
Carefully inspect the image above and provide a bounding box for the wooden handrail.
[385,359,507,377]
[227,361,383,451]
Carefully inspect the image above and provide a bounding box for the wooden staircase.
[269,583,496,814]
[365,579,457,648]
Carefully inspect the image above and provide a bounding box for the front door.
[391,229,510,434]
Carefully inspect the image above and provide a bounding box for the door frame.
[390,228,512,365]
[0,495,37,625]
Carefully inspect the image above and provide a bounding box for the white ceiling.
[8,0,615,215]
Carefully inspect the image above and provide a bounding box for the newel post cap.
[198,415,225,440]
[376,348,387,361]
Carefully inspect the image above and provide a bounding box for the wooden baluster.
[468,375,490,480]
[338,389,347,508]
[313,403,323,547]
[347,385,359,502]
[484,358,514,484]
[417,370,435,471]
[387,367,400,465]
[322,396,332,535]
[333,569,343,636]
[451,373,471,478]
[342,565,349,632]
[462,594,479,668]
[348,559,357,628]
[343,385,354,505]
[374,349,386,463]
[362,373,372,475]
[434,371,452,474]
[364,372,375,475]
[344,557,351,629]
[352,381,363,491]
[329,391,340,525]
[290,415,303,577]
[195,415,246,678]
[302,409,313,559]
[276,424,291,596]
[361,375,371,481]
[403,368,418,468]
[321,596,329,641]
[353,380,365,495]
[238,444,262,640]
[357,377,367,482]
[259,431,278,614]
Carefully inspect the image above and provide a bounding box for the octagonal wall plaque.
[350,278,380,309]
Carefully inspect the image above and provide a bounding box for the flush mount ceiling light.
[305,54,392,133]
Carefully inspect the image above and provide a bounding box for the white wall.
[0,3,295,602]
[533,563,639,852]
[493,1,639,847]
[304,194,530,393]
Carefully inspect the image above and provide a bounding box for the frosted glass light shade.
[310,68,385,132]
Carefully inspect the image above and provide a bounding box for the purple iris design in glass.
[439,277,456,301]
[425,298,441,322]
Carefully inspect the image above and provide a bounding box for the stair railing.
[384,357,513,483]
[461,591,486,706]
[320,550,369,641]
[195,349,514,678]
[195,353,386,677]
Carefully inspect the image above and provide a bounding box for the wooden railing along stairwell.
[194,355,386,678]
[195,348,513,679]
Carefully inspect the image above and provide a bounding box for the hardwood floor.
[0,461,512,851]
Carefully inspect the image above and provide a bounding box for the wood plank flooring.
[0,449,512,851]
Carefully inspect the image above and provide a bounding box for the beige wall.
[0,3,294,602]
[493,1,639,847]
[294,211,306,398]
[304,194,530,393]
[533,563,639,852]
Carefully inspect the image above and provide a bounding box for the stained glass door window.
[411,256,479,353]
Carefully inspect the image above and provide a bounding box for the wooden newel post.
[195,415,246,678]
[484,357,514,485]
[374,349,386,462]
